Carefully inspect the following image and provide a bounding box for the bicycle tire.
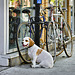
[16,22,35,63]
[47,22,57,62]
[47,22,66,61]
[63,23,73,57]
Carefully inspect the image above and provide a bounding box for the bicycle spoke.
[16,22,35,63]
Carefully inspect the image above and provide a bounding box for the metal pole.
[35,0,40,46]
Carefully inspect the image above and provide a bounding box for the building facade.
[0,0,74,66]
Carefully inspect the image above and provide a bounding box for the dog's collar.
[28,44,34,48]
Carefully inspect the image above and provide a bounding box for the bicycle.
[46,4,73,60]
[16,4,73,63]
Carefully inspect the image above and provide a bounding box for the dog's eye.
[25,40,28,42]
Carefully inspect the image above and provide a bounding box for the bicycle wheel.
[16,22,35,63]
[63,23,73,57]
[47,22,65,61]
[47,22,57,62]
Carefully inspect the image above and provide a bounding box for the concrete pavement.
[0,41,75,75]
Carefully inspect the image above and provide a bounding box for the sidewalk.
[0,41,75,75]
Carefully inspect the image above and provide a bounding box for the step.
[0,52,26,67]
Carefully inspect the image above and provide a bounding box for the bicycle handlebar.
[44,4,67,16]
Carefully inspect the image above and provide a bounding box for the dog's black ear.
[29,38,34,47]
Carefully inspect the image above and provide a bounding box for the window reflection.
[9,0,30,49]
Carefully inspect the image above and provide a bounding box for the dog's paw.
[31,65,35,68]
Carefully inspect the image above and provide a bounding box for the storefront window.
[9,0,30,50]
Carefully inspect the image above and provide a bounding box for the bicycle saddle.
[13,8,20,14]
[22,9,30,13]
[62,8,67,11]
[9,7,14,10]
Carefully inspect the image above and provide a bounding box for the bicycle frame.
[29,15,47,39]
[50,9,66,61]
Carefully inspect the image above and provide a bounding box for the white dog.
[22,37,53,68]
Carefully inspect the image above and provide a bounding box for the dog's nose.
[22,42,23,45]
